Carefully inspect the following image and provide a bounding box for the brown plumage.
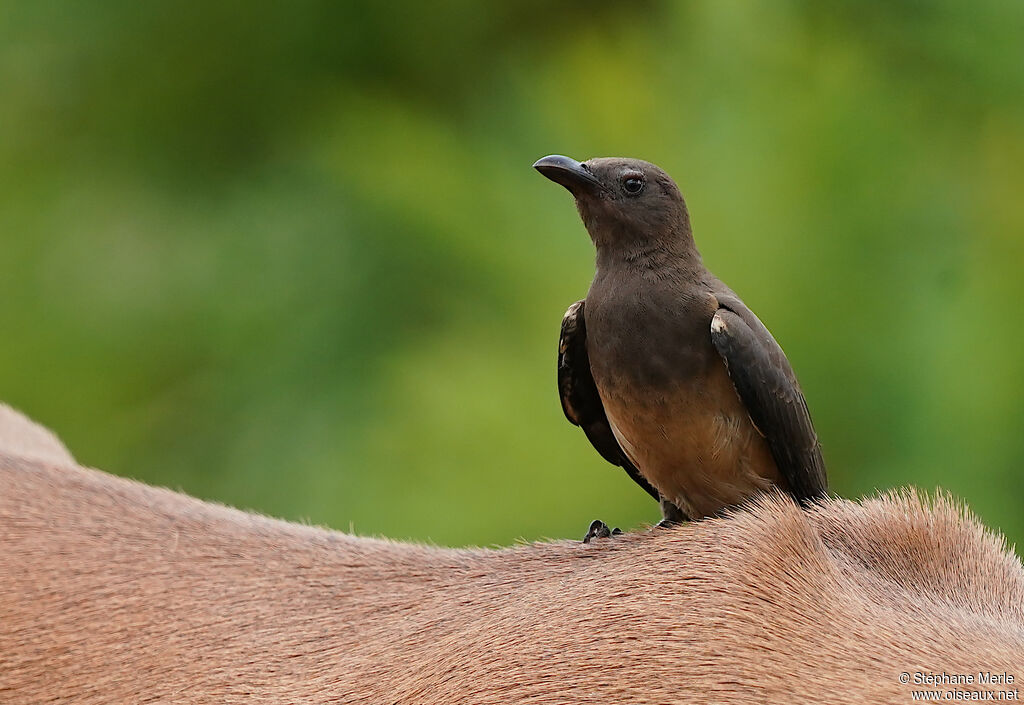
[538,155,826,522]
[0,407,1021,703]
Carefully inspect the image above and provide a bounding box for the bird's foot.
[658,499,688,528]
[582,519,622,543]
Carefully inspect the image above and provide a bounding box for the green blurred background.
[2,2,1022,548]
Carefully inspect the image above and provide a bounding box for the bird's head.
[533,155,693,255]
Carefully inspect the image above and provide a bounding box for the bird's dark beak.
[533,155,603,197]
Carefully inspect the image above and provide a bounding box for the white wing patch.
[710,310,728,335]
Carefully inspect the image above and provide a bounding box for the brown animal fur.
[0,407,1022,703]
[0,403,75,467]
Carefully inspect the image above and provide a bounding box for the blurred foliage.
[2,1,1022,548]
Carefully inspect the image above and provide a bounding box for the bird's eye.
[622,175,644,195]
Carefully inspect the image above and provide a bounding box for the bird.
[533,155,827,541]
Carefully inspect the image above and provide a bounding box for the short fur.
[0,403,75,466]
[1,408,1022,703]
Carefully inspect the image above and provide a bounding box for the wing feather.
[709,302,827,503]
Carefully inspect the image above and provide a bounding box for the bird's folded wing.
[709,305,828,503]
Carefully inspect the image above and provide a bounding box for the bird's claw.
[582,519,622,543]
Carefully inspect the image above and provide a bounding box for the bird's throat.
[594,239,703,280]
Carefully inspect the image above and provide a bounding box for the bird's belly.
[601,363,784,519]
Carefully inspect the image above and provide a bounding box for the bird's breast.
[584,278,717,390]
